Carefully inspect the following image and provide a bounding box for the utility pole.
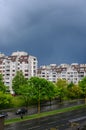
[0,115,5,130]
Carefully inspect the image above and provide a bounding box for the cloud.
[0,0,86,65]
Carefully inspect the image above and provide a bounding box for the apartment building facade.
[37,63,86,84]
[0,51,38,93]
[0,50,86,92]
[37,64,58,82]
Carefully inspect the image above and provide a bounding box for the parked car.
[15,108,27,115]
[1,112,8,118]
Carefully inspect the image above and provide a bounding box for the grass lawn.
[5,104,86,125]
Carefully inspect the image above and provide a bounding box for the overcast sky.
[0,0,86,66]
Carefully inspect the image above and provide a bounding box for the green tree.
[28,77,55,113]
[55,79,68,102]
[67,82,74,89]
[79,76,86,103]
[67,82,75,99]
[12,71,27,94]
[47,81,56,105]
[17,84,33,108]
[0,92,13,109]
[67,83,82,99]
[0,74,6,93]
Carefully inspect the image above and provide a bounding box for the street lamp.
[0,114,5,130]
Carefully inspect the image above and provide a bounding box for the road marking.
[28,125,40,129]
[22,122,32,126]
[48,121,57,124]
[50,128,57,130]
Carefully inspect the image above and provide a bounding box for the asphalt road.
[5,107,86,130]
[3,99,85,120]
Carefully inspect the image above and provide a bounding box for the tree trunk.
[50,98,52,105]
[85,95,86,104]
[38,86,40,113]
[38,98,40,113]
[59,96,62,102]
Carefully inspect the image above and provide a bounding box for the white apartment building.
[37,64,57,82]
[0,51,86,92]
[37,63,86,84]
[0,51,38,93]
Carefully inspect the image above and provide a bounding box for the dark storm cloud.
[0,0,86,65]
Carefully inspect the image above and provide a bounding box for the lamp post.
[0,115,5,130]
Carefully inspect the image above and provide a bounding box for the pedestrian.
[77,126,80,130]
[20,113,23,119]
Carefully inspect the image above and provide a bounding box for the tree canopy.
[55,79,68,102]
[0,91,13,109]
[79,76,86,103]
[67,83,82,99]
[0,74,6,93]
[28,77,55,113]
[79,76,86,94]
[12,71,27,94]
[17,84,34,107]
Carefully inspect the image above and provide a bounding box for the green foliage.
[17,84,34,107]
[10,75,86,109]
[28,77,55,101]
[46,81,56,100]
[0,92,13,109]
[79,76,86,97]
[0,74,6,93]
[28,77,55,112]
[12,71,27,94]
[12,96,25,107]
[67,84,82,99]
[67,82,74,89]
[0,74,13,109]
[55,79,68,102]
[56,78,68,88]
